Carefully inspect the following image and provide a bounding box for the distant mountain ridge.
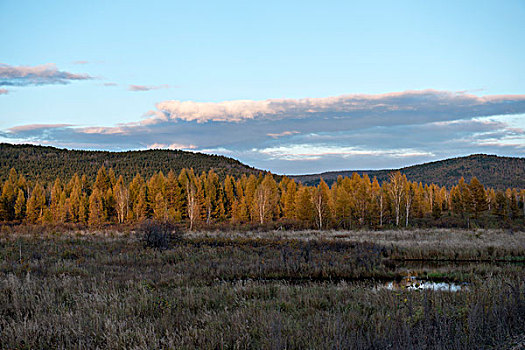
[0,144,523,189]
[0,143,264,183]
[290,154,525,189]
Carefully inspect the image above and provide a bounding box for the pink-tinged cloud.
[267,131,300,138]
[147,143,197,150]
[128,84,170,92]
[0,88,8,95]
[103,82,118,87]
[72,60,89,65]
[154,89,525,123]
[81,126,128,135]
[8,124,73,132]
[0,63,93,86]
[141,110,168,124]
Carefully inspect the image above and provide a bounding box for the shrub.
[139,220,183,250]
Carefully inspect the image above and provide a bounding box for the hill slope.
[0,143,264,183]
[1,144,523,189]
[291,154,525,189]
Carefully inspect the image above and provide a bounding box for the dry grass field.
[0,227,524,349]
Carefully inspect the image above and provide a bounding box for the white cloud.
[256,144,434,161]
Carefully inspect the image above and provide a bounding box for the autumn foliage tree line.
[1,166,524,230]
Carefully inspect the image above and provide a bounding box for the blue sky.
[1,0,524,174]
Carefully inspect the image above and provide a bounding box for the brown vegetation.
[0,228,523,349]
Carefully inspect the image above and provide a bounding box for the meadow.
[0,226,524,349]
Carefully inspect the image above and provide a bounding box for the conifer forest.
[1,165,524,230]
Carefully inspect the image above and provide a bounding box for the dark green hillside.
[1,144,523,189]
[0,143,264,183]
[291,154,525,189]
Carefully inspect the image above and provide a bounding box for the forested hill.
[1,144,523,189]
[0,143,264,183]
[290,154,525,189]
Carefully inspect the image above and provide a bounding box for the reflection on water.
[383,276,467,292]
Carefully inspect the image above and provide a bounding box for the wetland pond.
[379,259,524,292]
[381,276,467,292]
[220,259,523,292]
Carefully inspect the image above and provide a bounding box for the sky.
[0,0,524,174]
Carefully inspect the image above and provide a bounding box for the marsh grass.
[189,228,525,262]
[0,228,524,349]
